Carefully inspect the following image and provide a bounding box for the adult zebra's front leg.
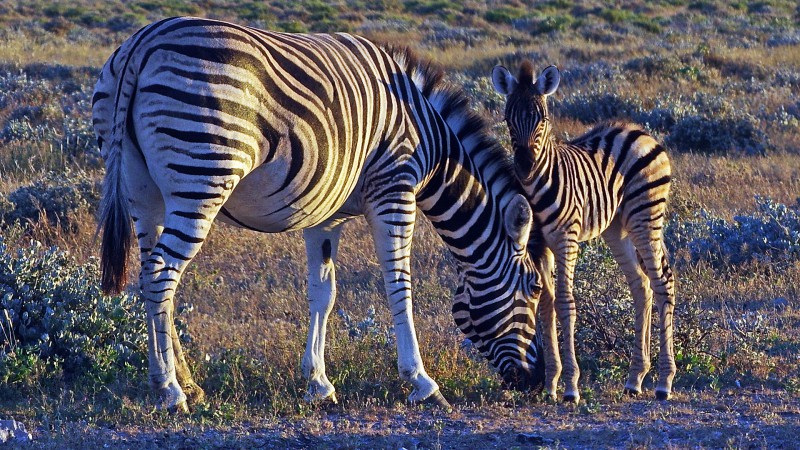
[301,224,344,404]
[366,189,450,409]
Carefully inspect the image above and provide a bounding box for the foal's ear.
[492,65,517,96]
[535,65,560,96]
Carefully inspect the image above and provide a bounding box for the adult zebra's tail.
[94,40,141,295]
[99,148,133,295]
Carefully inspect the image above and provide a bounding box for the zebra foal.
[492,62,676,402]
[93,17,545,413]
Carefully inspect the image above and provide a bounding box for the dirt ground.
[19,388,799,449]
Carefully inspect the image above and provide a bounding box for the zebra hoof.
[167,400,189,415]
[304,379,337,405]
[655,390,671,401]
[327,392,339,405]
[562,393,579,403]
[623,387,641,397]
[183,382,206,405]
[423,390,453,411]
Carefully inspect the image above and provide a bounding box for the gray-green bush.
[0,230,146,391]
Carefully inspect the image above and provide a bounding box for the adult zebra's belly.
[217,158,363,232]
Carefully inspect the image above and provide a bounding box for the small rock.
[0,420,32,443]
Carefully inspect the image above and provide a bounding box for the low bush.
[571,238,718,389]
[0,230,146,393]
[0,171,99,230]
[665,113,768,154]
[666,196,800,268]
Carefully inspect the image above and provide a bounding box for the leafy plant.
[0,171,99,230]
[0,230,147,391]
[666,196,800,268]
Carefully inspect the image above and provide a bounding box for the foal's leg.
[602,218,652,396]
[629,214,676,400]
[552,230,581,403]
[535,248,560,401]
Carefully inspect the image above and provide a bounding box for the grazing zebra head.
[447,195,545,392]
[385,51,548,391]
[491,62,560,182]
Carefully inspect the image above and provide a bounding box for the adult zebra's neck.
[385,47,523,272]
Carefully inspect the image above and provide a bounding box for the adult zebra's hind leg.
[301,223,344,404]
[602,218,653,397]
[129,164,207,409]
[138,197,227,413]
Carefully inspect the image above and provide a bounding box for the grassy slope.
[0,0,799,448]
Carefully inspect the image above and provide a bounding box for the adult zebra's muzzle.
[500,336,546,393]
[501,359,546,393]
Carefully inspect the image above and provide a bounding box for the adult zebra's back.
[93,17,544,413]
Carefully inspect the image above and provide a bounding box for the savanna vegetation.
[0,1,798,448]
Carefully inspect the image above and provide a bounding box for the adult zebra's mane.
[383,46,514,183]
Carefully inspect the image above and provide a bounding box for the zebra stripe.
[493,62,676,402]
[93,17,544,412]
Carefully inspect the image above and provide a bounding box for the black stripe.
[172,191,223,200]
[161,227,205,244]
[623,144,666,187]
[166,163,244,178]
[153,243,191,261]
[627,198,666,218]
[624,175,671,203]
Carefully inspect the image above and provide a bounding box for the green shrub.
[531,14,575,35]
[665,113,768,154]
[1,171,99,230]
[485,7,526,25]
[0,232,147,390]
[278,20,309,33]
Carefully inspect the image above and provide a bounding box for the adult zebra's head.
[492,62,560,184]
[451,195,546,392]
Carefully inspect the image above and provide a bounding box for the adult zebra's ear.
[492,65,517,96]
[504,194,533,249]
[535,65,560,96]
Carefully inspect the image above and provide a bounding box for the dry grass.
[672,152,800,219]
[0,31,116,67]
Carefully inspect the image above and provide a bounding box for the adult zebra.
[492,62,676,402]
[93,16,544,413]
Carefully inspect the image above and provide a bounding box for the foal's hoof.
[167,400,189,415]
[562,393,580,403]
[655,390,671,401]
[623,387,641,397]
